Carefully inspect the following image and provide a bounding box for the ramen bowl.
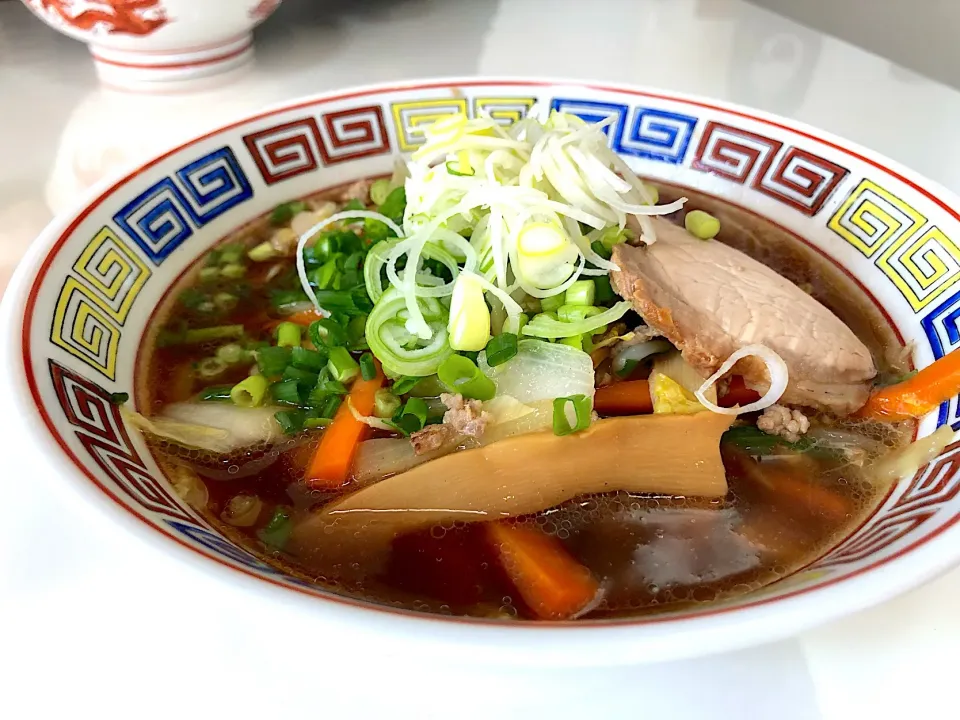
[5,78,960,666]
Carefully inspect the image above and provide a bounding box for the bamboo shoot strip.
[289,411,734,555]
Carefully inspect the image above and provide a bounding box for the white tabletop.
[3,1,960,717]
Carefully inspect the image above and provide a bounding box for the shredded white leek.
[695,344,789,415]
[374,111,685,341]
[298,111,684,342]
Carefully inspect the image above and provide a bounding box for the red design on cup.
[27,0,169,37]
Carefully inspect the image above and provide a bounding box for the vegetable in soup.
[133,110,957,622]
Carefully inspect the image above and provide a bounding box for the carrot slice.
[857,348,960,421]
[719,376,762,408]
[723,445,849,523]
[306,361,385,489]
[593,379,653,415]
[285,308,325,327]
[487,522,599,621]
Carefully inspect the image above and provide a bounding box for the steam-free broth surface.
[140,178,913,621]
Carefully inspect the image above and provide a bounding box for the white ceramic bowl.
[6,78,960,666]
[20,0,282,90]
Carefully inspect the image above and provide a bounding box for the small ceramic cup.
[20,0,282,91]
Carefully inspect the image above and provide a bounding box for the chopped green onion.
[312,233,340,261]
[271,288,309,310]
[347,314,368,350]
[198,385,232,402]
[276,322,302,348]
[282,365,319,388]
[216,343,247,365]
[684,210,721,240]
[597,226,631,252]
[312,373,349,398]
[377,186,407,224]
[391,376,420,396]
[445,161,475,177]
[180,324,245,345]
[394,397,429,435]
[406,375,447,397]
[327,346,360,383]
[109,392,129,405]
[342,199,365,212]
[565,280,596,307]
[501,312,529,336]
[221,263,247,280]
[615,359,639,378]
[879,370,919,387]
[374,389,402,418]
[437,355,496,401]
[540,293,565,312]
[258,506,294,548]
[213,292,238,312]
[256,346,292,377]
[721,426,816,455]
[271,200,308,226]
[313,393,343,420]
[349,285,374,314]
[248,241,277,262]
[557,304,603,324]
[484,333,519,367]
[359,352,377,381]
[218,244,245,265]
[178,288,208,311]
[199,266,220,283]
[308,318,347,348]
[291,346,328,373]
[271,379,303,407]
[594,276,615,305]
[365,287,453,377]
[312,260,338,290]
[363,217,392,243]
[230,374,270,407]
[558,334,586,351]
[524,301,632,339]
[304,417,332,430]
[312,289,362,315]
[197,357,227,379]
[369,178,392,206]
[552,394,592,436]
[590,240,612,261]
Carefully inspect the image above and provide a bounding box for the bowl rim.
[7,75,960,665]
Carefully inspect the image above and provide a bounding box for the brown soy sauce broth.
[140,180,913,621]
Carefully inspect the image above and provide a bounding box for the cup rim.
[8,76,960,664]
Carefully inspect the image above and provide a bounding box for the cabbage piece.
[124,403,283,454]
[871,424,958,483]
[479,339,595,404]
[650,352,716,414]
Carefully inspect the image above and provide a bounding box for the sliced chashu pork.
[610,218,876,414]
